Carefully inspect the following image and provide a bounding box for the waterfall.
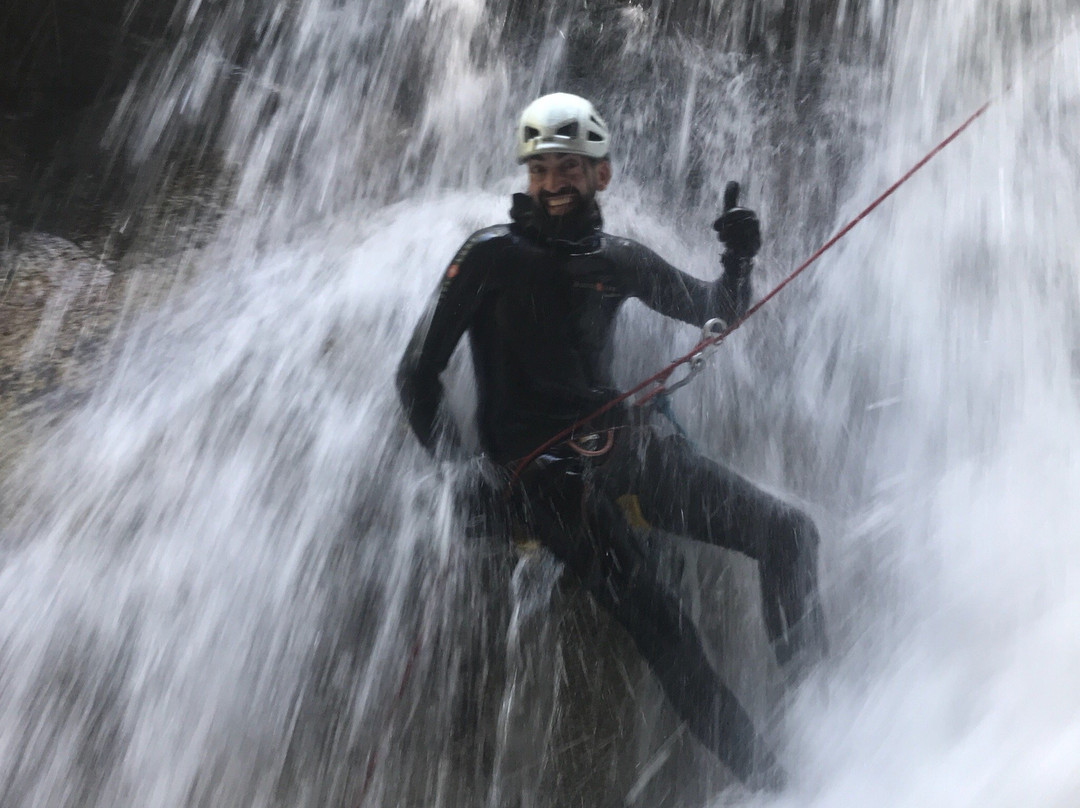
[1,0,1078,805]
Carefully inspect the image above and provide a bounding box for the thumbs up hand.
[712,181,762,258]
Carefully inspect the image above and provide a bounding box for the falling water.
[2,0,1079,806]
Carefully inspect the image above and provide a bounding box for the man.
[397,92,826,789]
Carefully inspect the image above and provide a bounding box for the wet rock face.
[0,0,871,253]
[0,0,168,246]
[0,0,231,478]
[0,234,122,474]
[0,0,173,116]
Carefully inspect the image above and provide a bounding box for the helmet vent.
[523,126,540,140]
[556,122,579,138]
[587,130,604,142]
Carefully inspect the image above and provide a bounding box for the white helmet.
[515,93,610,163]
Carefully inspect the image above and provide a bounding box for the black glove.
[712,181,761,258]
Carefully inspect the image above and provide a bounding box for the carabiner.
[662,352,706,395]
[701,317,726,342]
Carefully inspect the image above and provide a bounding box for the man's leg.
[604,431,828,677]
[516,464,783,788]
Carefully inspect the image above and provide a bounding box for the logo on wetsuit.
[439,232,485,297]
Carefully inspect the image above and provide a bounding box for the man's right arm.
[616,193,761,328]
[396,235,490,453]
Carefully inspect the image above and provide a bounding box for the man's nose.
[542,171,565,192]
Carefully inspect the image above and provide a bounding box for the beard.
[532,186,601,241]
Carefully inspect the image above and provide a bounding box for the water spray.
[508,28,1080,488]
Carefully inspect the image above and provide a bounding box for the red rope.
[508,99,993,486]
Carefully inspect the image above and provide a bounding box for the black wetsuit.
[397,193,826,787]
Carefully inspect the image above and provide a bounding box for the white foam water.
[1,1,1079,806]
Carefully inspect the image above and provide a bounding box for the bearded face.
[526,153,611,218]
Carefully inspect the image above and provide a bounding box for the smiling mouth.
[544,194,577,214]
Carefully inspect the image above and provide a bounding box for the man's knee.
[761,504,820,587]
[759,504,828,664]
[780,505,819,555]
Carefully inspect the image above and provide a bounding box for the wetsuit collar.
[509,192,603,254]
